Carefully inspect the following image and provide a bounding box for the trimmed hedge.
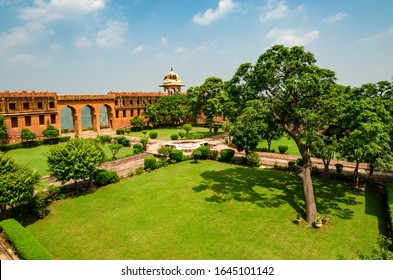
[169,149,183,163]
[220,149,235,162]
[144,156,157,170]
[149,131,158,139]
[93,169,120,187]
[197,146,210,160]
[386,184,393,236]
[170,134,179,140]
[133,143,143,155]
[0,219,52,260]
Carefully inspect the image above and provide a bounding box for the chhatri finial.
[171,67,173,71]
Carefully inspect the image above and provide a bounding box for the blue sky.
[0,0,392,94]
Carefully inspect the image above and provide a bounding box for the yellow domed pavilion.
[160,68,185,94]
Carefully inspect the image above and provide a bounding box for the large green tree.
[130,116,144,131]
[144,94,188,126]
[0,152,39,219]
[187,77,226,136]
[252,45,337,224]
[20,128,36,147]
[0,114,7,143]
[47,138,104,195]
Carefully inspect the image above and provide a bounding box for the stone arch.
[100,104,114,130]
[60,105,78,133]
[81,105,96,132]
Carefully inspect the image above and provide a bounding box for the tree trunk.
[367,163,375,187]
[0,205,7,219]
[88,174,96,192]
[321,158,331,178]
[209,120,213,136]
[267,138,272,151]
[353,160,360,188]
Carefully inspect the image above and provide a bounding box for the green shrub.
[122,138,131,147]
[0,142,22,151]
[158,146,173,157]
[288,161,296,172]
[99,135,112,144]
[135,167,143,175]
[183,124,193,134]
[125,128,131,134]
[192,150,202,162]
[47,185,67,200]
[386,184,393,236]
[140,137,148,150]
[178,131,186,139]
[0,219,52,260]
[209,150,219,160]
[30,192,49,219]
[278,145,289,154]
[133,143,143,155]
[116,128,125,135]
[335,163,343,174]
[197,146,210,160]
[296,158,305,167]
[115,136,127,145]
[149,131,158,139]
[169,149,183,163]
[59,136,71,142]
[220,149,235,162]
[245,152,261,167]
[9,205,29,223]
[144,156,157,170]
[93,169,120,187]
[170,134,179,140]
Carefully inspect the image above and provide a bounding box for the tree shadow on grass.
[193,167,364,220]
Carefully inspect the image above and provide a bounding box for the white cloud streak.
[133,44,145,53]
[266,28,319,46]
[75,36,91,48]
[260,0,288,22]
[161,37,168,47]
[358,26,393,42]
[323,12,348,23]
[192,0,238,25]
[96,20,127,48]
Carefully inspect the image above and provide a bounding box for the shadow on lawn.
[193,167,365,220]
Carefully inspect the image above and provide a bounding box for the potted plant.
[314,216,323,228]
[294,213,302,224]
[322,215,329,224]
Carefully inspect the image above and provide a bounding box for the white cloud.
[133,44,145,53]
[266,28,320,46]
[260,0,305,22]
[75,36,91,48]
[161,37,168,47]
[174,47,187,53]
[7,53,40,64]
[192,0,238,25]
[358,26,393,42]
[323,12,348,23]
[20,0,106,22]
[96,20,127,48]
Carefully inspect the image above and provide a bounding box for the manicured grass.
[257,135,300,156]
[26,161,384,260]
[129,126,221,140]
[6,143,134,177]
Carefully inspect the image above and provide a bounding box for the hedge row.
[0,136,71,151]
[386,184,393,236]
[0,219,52,260]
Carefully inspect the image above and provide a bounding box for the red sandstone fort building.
[0,69,185,143]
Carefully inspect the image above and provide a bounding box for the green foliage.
[42,125,59,143]
[158,146,173,157]
[278,145,289,154]
[144,156,157,170]
[213,124,220,135]
[93,169,120,187]
[115,136,126,145]
[169,149,183,163]
[0,142,22,151]
[135,167,143,175]
[59,136,71,142]
[149,131,158,139]
[197,146,210,160]
[140,137,148,150]
[192,150,202,162]
[0,219,52,260]
[116,128,125,135]
[178,131,186,139]
[108,143,123,160]
[386,184,393,234]
[209,150,219,160]
[183,124,193,134]
[132,143,143,155]
[98,135,112,144]
[335,163,343,174]
[245,152,261,167]
[170,134,179,140]
[47,185,67,200]
[0,114,7,140]
[0,152,39,219]
[358,235,393,260]
[220,149,235,162]
[46,138,103,194]
[30,192,49,219]
[20,128,36,147]
[131,116,144,131]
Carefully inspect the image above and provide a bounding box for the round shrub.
[144,156,157,170]
[169,149,183,163]
[135,167,143,175]
[220,149,235,162]
[192,150,202,162]
[99,135,112,144]
[178,131,186,139]
[140,137,148,150]
[278,145,289,154]
[30,192,49,219]
[183,124,193,134]
[245,152,261,167]
[149,131,158,139]
[93,169,120,187]
[158,146,173,157]
[197,146,210,160]
[133,143,143,154]
[115,136,126,145]
[116,128,125,135]
[170,134,179,140]
[209,150,219,160]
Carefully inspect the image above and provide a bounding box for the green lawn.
[257,135,300,156]
[26,161,384,260]
[6,143,134,177]
[128,126,221,140]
